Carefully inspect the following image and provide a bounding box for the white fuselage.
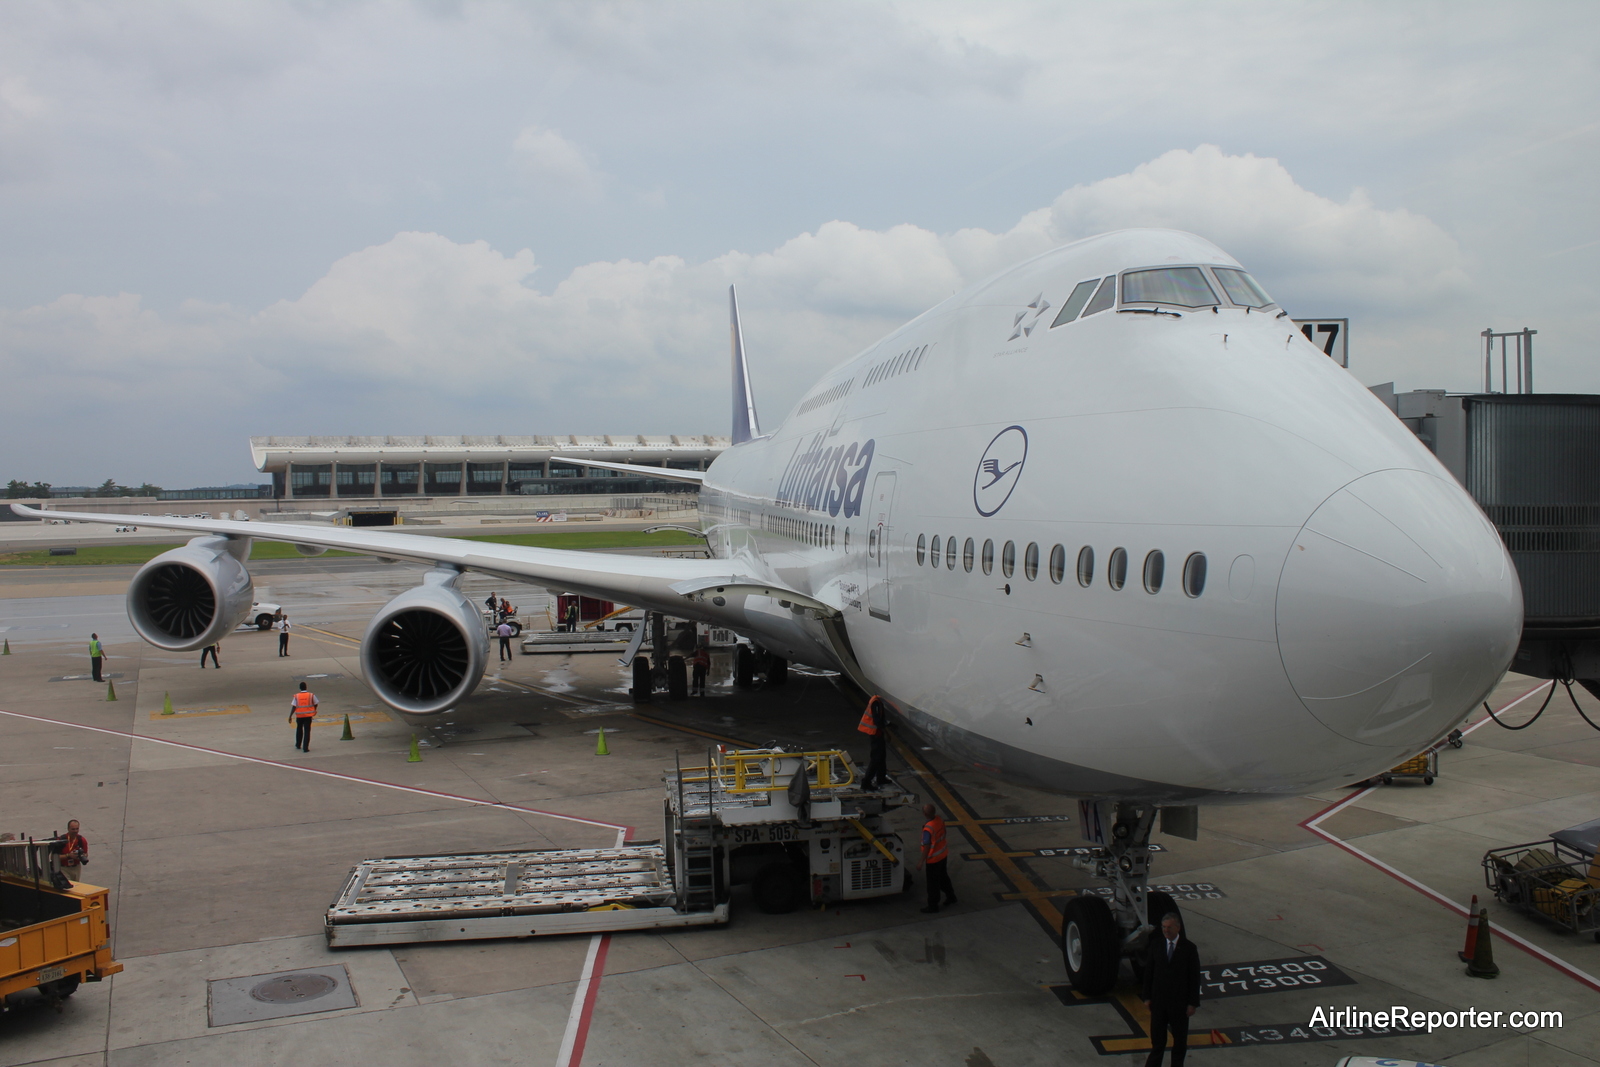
[697,229,1522,803]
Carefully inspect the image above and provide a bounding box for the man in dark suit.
[1141,911,1200,1066]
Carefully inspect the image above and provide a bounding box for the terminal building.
[250,434,728,502]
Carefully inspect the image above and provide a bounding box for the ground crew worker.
[857,695,888,790]
[496,620,515,662]
[277,614,291,657]
[289,682,318,751]
[564,599,579,633]
[919,803,957,914]
[1141,912,1201,1066]
[56,819,88,882]
[689,641,711,696]
[88,633,106,682]
[200,641,220,668]
[485,591,499,617]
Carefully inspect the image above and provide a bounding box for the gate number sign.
[1293,319,1349,367]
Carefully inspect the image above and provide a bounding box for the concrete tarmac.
[2,558,1598,1065]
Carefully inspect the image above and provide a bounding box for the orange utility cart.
[1,838,122,1004]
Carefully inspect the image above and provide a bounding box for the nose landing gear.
[1059,802,1184,997]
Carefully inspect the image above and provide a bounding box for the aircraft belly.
[861,589,1409,800]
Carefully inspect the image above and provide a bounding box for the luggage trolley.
[1482,818,1600,942]
[1376,748,1438,786]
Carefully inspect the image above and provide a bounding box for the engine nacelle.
[127,536,254,651]
[360,567,487,715]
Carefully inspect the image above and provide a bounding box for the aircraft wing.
[549,457,704,483]
[7,503,771,621]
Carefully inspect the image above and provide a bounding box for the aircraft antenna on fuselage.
[730,284,762,445]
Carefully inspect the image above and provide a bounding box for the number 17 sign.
[1293,318,1349,367]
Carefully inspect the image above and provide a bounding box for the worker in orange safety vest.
[857,695,889,790]
[288,682,319,752]
[919,803,957,914]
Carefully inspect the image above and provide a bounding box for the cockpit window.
[1213,267,1275,308]
[1050,278,1101,328]
[1081,276,1116,318]
[1121,267,1218,308]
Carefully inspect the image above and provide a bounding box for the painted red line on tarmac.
[560,932,614,1067]
[1298,681,1600,994]
[0,708,628,831]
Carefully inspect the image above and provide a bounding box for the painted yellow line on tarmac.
[891,734,1071,936]
[628,711,752,748]
[298,625,361,647]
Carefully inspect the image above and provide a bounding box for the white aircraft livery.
[17,227,1522,990]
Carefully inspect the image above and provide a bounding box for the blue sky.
[1,1,1596,486]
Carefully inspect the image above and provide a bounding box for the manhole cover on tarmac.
[249,972,338,1003]
[208,964,358,1027]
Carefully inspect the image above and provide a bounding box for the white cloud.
[1038,146,1470,312]
[0,144,1475,486]
[510,125,603,198]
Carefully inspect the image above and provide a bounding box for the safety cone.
[407,733,423,762]
[340,714,353,741]
[1466,908,1500,978]
[1458,895,1480,961]
[595,727,610,756]
[161,692,174,715]
[105,680,116,701]
[2,638,10,654]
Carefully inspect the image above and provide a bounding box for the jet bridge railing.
[1483,327,1537,394]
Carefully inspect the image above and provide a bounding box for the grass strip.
[0,527,700,566]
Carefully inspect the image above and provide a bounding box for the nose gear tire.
[1062,895,1119,996]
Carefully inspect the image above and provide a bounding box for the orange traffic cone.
[1458,895,1479,961]
[1466,908,1500,979]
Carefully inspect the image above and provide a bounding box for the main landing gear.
[1060,802,1185,997]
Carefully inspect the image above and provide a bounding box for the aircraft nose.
[1276,468,1522,746]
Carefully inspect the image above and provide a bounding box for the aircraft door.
[866,471,896,621]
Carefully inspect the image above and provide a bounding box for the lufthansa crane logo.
[974,425,1027,516]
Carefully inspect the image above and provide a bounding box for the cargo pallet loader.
[1,837,123,1010]
[325,748,916,947]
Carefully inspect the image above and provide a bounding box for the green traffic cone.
[162,692,174,715]
[340,714,354,741]
[2,638,10,654]
[595,727,610,756]
[1466,908,1500,978]
[407,733,423,762]
[106,680,116,701]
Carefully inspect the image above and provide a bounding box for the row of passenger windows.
[915,534,1207,598]
[797,377,854,417]
[764,513,837,549]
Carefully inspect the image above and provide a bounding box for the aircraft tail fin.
[729,285,761,444]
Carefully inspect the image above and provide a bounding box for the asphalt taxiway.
[1,557,1598,1065]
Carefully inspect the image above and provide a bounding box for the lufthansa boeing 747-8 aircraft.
[16,228,1521,990]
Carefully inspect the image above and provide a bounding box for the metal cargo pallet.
[520,631,638,654]
[324,845,727,948]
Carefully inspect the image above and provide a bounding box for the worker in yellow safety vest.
[857,695,889,790]
[288,682,319,752]
[919,803,957,914]
[89,633,107,682]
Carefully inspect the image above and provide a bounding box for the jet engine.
[126,536,255,651]
[359,567,487,715]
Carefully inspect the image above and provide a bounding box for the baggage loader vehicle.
[325,748,915,947]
